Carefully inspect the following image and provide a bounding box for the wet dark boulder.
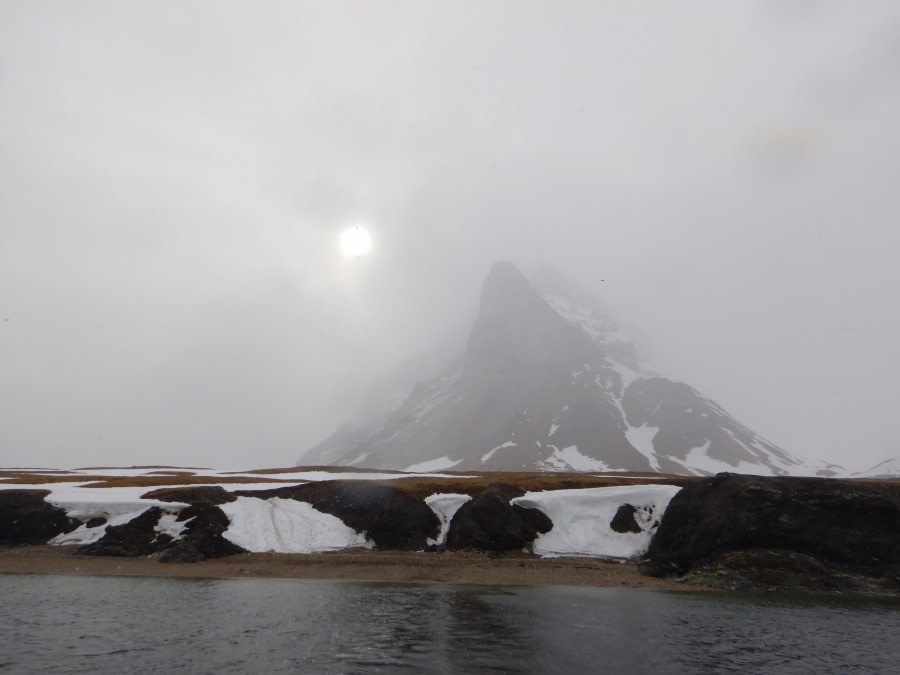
[445,485,552,552]
[641,473,900,586]
[234,480,440,550]
[0,490,78,545]
[610,503,642,534]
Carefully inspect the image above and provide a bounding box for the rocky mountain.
[299,261,842,476]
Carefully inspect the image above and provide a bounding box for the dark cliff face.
[465,261,594,376]
[0,490,77,545]
[300,261,819,476]
[641,473,900,591]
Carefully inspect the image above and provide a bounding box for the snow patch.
[481,441,517,463]
[155,513,190,542]
[512,485,682,559]
[607,361,642,390]
[624,424,661,471]
[541,446,611,472]
[221,497,372,553]
[50,507,158,546]
[665,441,771,476]
[404,456,464,473]
[548,423,560,437]
[424,493,472,546]
[540,292,632,349]
[39,483,188,547]
[38,484,186,512]
[342,452,370,466]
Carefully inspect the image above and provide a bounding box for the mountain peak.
[476,261,540,321]
[299,262,835,477]
[485,259,525,280]
[466,261,592,373]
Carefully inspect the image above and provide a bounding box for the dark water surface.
[0,574,897,673]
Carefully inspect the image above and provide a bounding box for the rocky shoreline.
[640,473,900,595]
[2,469,898,595]
[0,545,710,590]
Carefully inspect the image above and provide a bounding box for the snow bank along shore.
[0,466,682,560]
[4,467,897,594]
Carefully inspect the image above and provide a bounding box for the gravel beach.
[0,545,711,590]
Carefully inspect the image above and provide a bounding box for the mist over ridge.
[1,3,898,471]
[301,261,849,476]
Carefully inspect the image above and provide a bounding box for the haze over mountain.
[300,262,844,476]
[3,4,899,473]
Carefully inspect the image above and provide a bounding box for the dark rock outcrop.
[79,507,167,557]
[234,481,440,550]
[641,473,900,590]
[77,500,246,561]
[158,504,245,563]
[143,485,236,506]
[445,485,552,552]
[0,490,78,545]
[609,503,642,534]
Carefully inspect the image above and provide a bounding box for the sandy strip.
[0,546,710,590]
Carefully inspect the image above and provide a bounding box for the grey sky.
[2,1,898,471]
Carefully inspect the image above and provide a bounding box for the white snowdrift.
[424,493,472,546]
[541,445,611,472]
[663,442,767,476]
[220,497,373,553]
[404,456,464,472]
[34,483,188,546]
[511,484,681,559]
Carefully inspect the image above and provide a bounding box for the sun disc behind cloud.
[339,226,373,258]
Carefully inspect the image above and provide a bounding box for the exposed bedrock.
[0,490,78,545]
[234,481,441,550]
[641,473,900,590]
[79,506,167,557]
[158,504,246,563]
[78,500,246,562]
[445,485,552,552]
[144,485,236,506]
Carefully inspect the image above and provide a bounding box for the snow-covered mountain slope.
[299,261,842,477]
[856,457,900,479]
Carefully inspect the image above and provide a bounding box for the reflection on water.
[0,574,897,673]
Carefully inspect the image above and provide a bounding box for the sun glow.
[339,226,373,258]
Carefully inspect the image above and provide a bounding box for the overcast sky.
[2,1,899,471]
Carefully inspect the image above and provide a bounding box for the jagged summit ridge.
[300,262,839,476]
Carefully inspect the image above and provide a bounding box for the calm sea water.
[0,574,897,673]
